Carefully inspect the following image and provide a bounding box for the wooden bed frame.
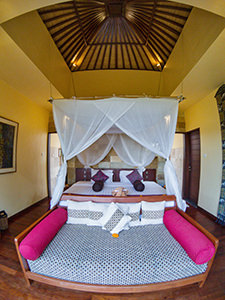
[75,168,157,182]
[14,195,219,294]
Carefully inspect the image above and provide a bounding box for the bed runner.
[28,224,207,285]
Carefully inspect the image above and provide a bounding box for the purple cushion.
[19,208,67,260]
[164,210,215,264]
[126,169,143,184]
[91,170,109,182]
[133,180,145,191]
[92,180,104,192]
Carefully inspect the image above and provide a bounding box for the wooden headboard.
[75,168,156,182]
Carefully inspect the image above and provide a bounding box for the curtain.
[77,134,116,168]
[113,134,155,171]
[113,98,186,210]
[51,99,134,207]
[51,98,186,210]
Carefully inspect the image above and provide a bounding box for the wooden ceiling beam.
[118,18,125,69]
[154,14,184,28]
[152,23,177,43]
[100,19,112,69]
[76,18,108,70]
[157,4,191,12]
[115,18,118,69]
[48,15,78,31]
[58,27,82,51]
[108,19,114,69]
[55,26,78,44]
[39,6,74,15]
[93,23,108,69]
[122,19,141,69]
[149,30,170,55]
[151,27,173,49]
[85,19,103,43]
[73,0,88,46]
[145,0,157,45]
[64,34,85,62]
[52,20,79,38]
[120,18,132,69]
[43,12,76,24]
[125,18,154,69]
[39,0,191,71]
[61,31,84,56]
[155,10,189,21]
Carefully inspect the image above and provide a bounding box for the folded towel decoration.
[112,187,129,197]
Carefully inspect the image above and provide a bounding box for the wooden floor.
[0,199,225,300]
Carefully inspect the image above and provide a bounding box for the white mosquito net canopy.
[51,97,187,211]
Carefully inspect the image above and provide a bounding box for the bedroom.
[0,0,225,299]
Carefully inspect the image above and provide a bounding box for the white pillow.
[117,203,141,227]
[119,170,132,183]
[91,169,98,177]
[141,201,165,225]
[67,200,91,225]
[101,202,131,234]
[102,170,113,183]
[88,202,109,226]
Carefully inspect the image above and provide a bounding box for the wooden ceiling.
[38,0,192,72]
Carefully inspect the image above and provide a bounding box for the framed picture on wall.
[0,116,18,174]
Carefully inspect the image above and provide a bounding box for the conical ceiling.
[38,0,192,72]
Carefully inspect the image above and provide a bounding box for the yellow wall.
[2,11,73,98]
[185,89,222,216]
[73,70,160,97]
[160,8,225,96]
[0,80,49,217]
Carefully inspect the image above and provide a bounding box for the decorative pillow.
[19,208,67,260]
[102,170,113,183]
[164,210,215,264]
[133,180,145,191]
[91,168,98,177]
[101,202,131,234]
[126,169,143,184]
[117,203,141,227]
[88,202,109,226]
[91,169,113,183]
[141,201,165,225]
[91,170,109,182]
[67,200,91,225]
[92,180,104,192]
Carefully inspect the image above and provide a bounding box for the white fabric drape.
[77,134,116,168]
[51,98,186,211]
[51,99,134,207]
[113,134,155,172]
[77,133,155,172]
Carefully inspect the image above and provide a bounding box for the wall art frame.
[0,116,18,174]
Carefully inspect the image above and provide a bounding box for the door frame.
[183,128,201,205]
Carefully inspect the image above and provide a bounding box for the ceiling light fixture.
[72,62,77,67]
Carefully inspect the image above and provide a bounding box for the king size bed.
[60,168,167,205]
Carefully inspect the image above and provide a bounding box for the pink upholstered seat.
[164,210,215,264]
[19,208,67,260]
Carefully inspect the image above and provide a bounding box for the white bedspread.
[63,181,166,196]
[59,181,175,208]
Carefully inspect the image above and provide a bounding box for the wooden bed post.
[15,236,31,287]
